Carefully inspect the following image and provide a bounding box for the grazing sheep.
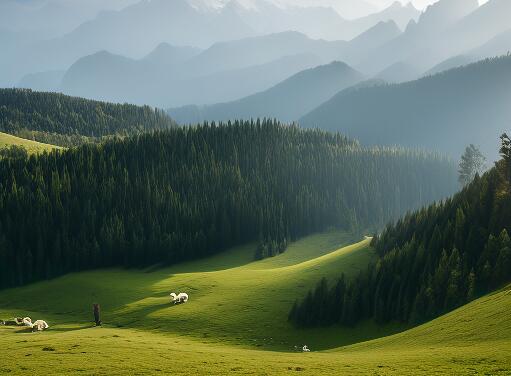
[22,317,32,327]
[302,345,310,352]
[170,292,189,304]
[31,320,49,332]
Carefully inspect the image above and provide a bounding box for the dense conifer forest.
[0,89,175,146]
[289,134,511,328]
[0,120,457,289]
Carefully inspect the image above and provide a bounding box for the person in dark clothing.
[93,304,101,326]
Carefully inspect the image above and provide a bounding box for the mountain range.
[3,0,418,88]
[299,55,511,160]
[60,46,323,108]
[355,0,511,78]
[58,22,399,107]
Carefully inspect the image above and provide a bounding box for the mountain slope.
[300,55,511,159]
[425,28,511,76]
[18,70,66,92]
[168,61,364,123]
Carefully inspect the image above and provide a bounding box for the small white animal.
[170,292,189,304]
[302,345,310,352]
[31,320,49,332]
[22,317,32,327]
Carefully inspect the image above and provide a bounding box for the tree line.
[0,88,175,146]
[0,120,457,289]
[289,134,511,327]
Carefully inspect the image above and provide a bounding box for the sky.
[240,0,489,20]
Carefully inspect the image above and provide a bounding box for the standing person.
[93,304,101,326]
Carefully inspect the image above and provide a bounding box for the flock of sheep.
[1,293,314,353]
[1,317,49,331]
[0,292,187,334]
[170,292,189,304]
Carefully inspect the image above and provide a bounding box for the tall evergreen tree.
[459,144,486,186]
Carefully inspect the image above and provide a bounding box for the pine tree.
[459,144,486,186]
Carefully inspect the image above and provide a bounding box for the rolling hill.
[0,132,62,155]
[0,88,175,146]
[0,231,509,375]
[0,120,457,290]
[168,61,364,124]
[300,55,511,160]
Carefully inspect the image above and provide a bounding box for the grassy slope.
[0,132,62,154]
[0,231,510,375]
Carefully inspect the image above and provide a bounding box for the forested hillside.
[0,120,457,289]
[0,88,175,146]
[290,134,511,327]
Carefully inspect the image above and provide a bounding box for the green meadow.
[0,132,62,155]
[1,232,510,375]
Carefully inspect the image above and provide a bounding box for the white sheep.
[31,320,49,332]
[170,292,189,304]
[22,317,32,327]
[302,345,310,352]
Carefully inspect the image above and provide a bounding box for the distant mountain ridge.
[300,55,511,160]
[59,18,402,108]
[2,0,418,87]
[168,61,365,124]
[60,34,328,107]
[355,0,509,76]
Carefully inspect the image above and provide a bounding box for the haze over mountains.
[355,0,511,77]
[61,44,324,108]
[300,55,511,160]
[168,62,365,124]
[3,0,510,161]
[60,20,400,107]
[4,0,419,88]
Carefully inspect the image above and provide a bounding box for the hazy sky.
[369,0,489,11]
[264,0,489,20]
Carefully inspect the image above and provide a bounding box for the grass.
[0,132,62,154]
[0,231,510,375]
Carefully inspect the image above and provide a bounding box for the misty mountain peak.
[417,0,479,31]
[351,20,401,46]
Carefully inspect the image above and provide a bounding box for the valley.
[1,0,510,374]
[1,231,509,375]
